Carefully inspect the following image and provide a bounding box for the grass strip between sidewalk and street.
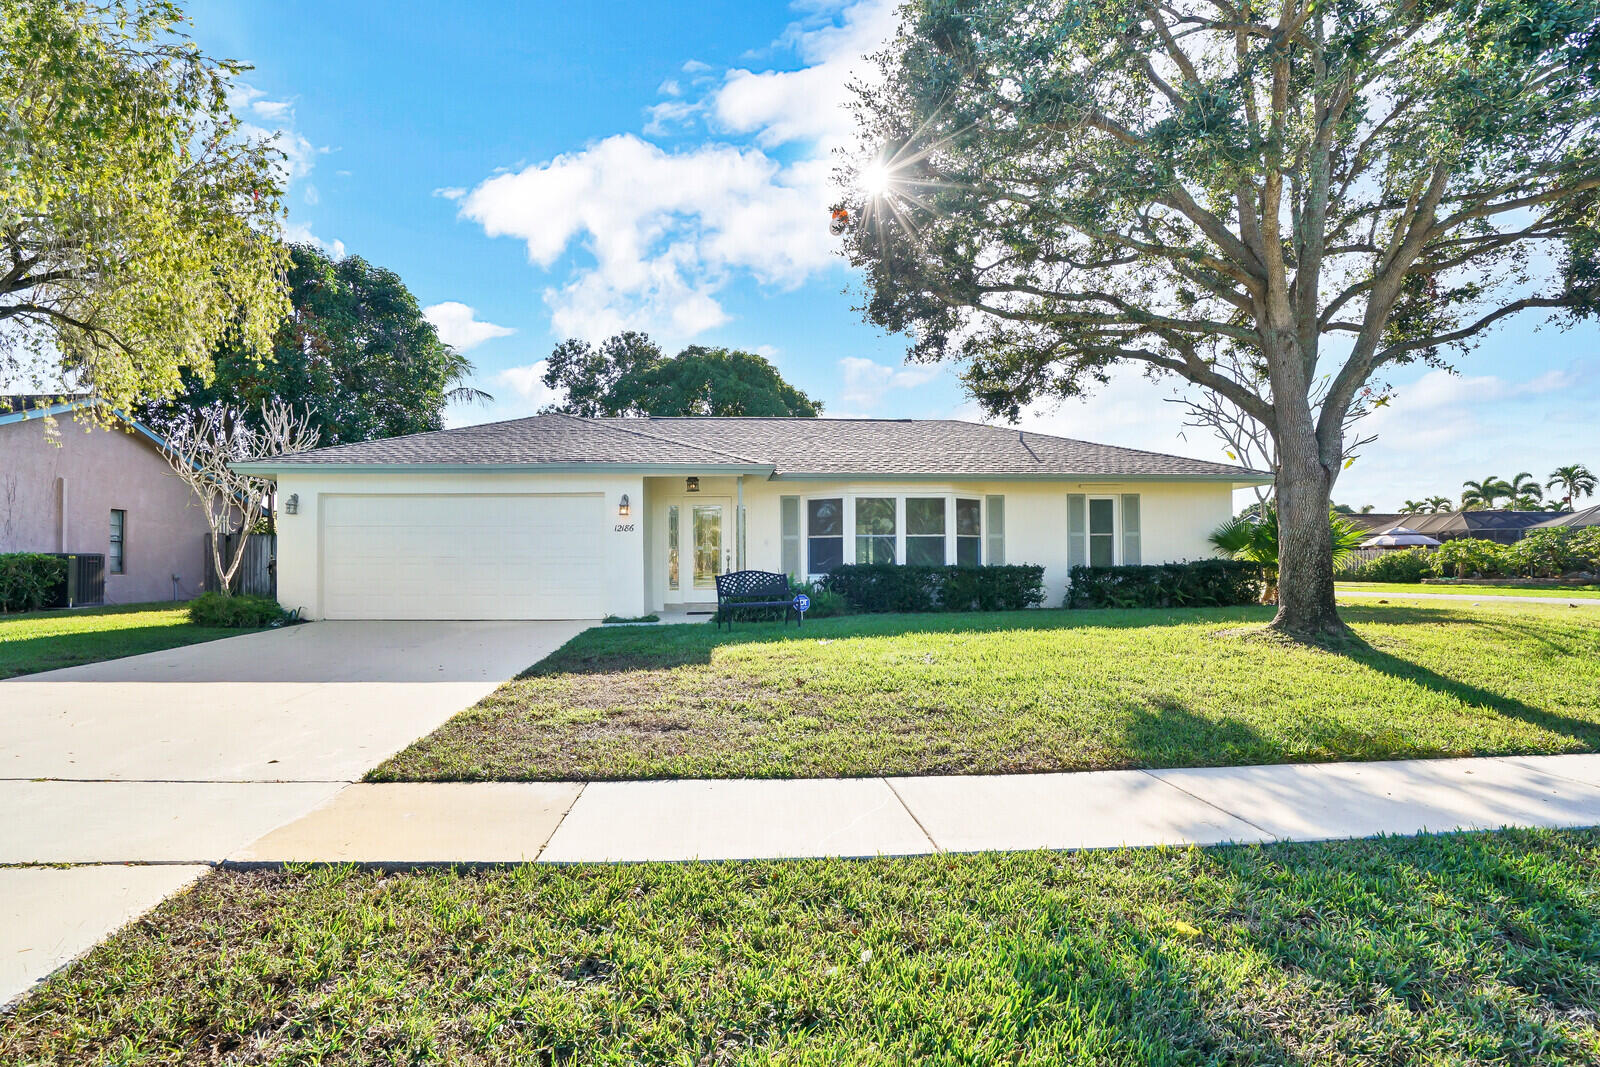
[5,829,1599,1063]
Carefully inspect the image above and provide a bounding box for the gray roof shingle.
[245,413,1268,482]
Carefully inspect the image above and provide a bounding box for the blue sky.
[197,0,1596,511]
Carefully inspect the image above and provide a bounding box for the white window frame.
[801,492,990,575]
[1087,494,1119,568]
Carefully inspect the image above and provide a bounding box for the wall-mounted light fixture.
[283,493,299,515]
[686,477,700,493]
[618,493,630,517]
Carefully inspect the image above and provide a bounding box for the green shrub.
[0,553,69,613]
[1505,528,1597,577]
[821,564,1046,613]
[1431,538,1507,578]
[790,579,849,619]
[1352,548,1436,583]
[1065,560,1267,609]
[188,592,286,628]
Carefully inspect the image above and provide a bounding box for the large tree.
[541,333,822,417]
[842,0,1600,639]
[138,243,488,446]
[1,0,287,410]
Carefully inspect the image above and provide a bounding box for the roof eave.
[229,461,779,476]
[766,470,1273,485]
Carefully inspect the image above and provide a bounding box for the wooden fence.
[204,532,276,597]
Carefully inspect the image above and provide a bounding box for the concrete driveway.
[0,618,588,1006]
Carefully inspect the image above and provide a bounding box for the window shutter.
[780,496,800,579]
[1121,494,1141,565]
[985,495,1005,565]
[1067,494,1087,568]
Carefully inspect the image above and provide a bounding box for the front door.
[669,497,731,603]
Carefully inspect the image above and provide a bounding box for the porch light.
[283,493,299,515]
[618,493,630,517]
[686,477,700,493]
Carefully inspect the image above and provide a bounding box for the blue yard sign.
[793,593,810,615]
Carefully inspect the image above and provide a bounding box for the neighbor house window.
[109,509,126,574]
[807,498,844,573]
[855,497,896,564]
[906,497,946,566]
[955,499,982,566]
[1088,497,1116,567]
[667,505,680,591]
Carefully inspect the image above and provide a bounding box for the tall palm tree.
[1402,499,1428,513]
[1461,476,1511,510]
[1505,473,1542,509]
[1426,495,1454,513]
[1547,464,1597,509]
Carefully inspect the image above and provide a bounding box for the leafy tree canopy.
[540,332,822,417]
[842,0,1600,638]
[138,243,486,444]
[1,0,288,411]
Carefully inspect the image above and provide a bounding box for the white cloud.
[838,356,946,411]
[283,219,345,261]
[712,0,896,149]
[452,0,897,343]
[251,98,293,121]
[423,302,516,351]
[433,186,467,201]
[457,133,836,343]
[232,83,343,258]
[496,361,562,410]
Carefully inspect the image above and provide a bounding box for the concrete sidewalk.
[229,752,1600,864]
[1337,589,1600,606]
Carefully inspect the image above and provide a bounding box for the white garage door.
[320,493,606,619]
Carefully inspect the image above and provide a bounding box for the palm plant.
[1506,473,1542,509]
[1209,507,1367,602]
[1547,464,1597,508]
[1402,499,1428,513]
[1461,476,1511,510]
[1426,496,1454,513]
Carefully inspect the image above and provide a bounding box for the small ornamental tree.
[842,0,1600,639]
[160,402,318,594]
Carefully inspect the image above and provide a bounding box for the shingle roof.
[243,413,1268,482]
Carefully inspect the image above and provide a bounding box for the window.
[955,499,982,566]
[1089,497,1116,567]
[855,497,896,564]
[109,509,126,574]
[667,505,680,591]
[906,497,946,566]
[807,498,844,573]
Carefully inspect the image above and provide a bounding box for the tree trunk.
[1271,431,1348,641]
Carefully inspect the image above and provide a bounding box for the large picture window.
[955,498,982,566]
[807,498,844,573]
[854,497,896,564]
[906,497,946,566]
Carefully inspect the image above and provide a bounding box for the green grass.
[0,601,258,679]
[7,830,1600,1063]
[1339,581,1600,598]
[371,601,1600,782]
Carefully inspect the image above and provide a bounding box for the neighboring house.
[1531,505,1600,530]
[0,395,209,604]
[1344,510,1567,544]
[237,415,1269,620]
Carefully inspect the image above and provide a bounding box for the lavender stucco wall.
[0,416,210,603]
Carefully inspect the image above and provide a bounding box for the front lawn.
[1339,581,1600,598]
[0,602,258,679]
[7,830,1599,1063]
[372,601,1600,781]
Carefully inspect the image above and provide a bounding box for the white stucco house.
[234,415,1270,620]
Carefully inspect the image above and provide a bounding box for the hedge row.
[820,564,1046,613]
[1346,527,1600,582]
[1066,560,1268,609]
[0,553,69,613]
[187,592,287,628]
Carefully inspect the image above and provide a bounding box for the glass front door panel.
[693,504,723,589]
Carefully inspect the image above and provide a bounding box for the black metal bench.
[714,570,802,629]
